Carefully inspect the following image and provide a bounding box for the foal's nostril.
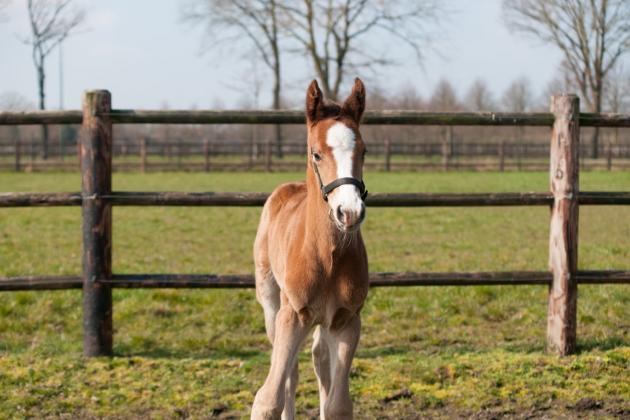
[336,205,344,223]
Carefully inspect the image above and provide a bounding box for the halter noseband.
[311,150,368,202]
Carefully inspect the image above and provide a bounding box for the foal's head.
[305,78,367,232]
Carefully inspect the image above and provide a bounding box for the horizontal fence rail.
[2,270,629,291]
[2,90,630,357]
[3,191,630,207]
[3,109,630,127]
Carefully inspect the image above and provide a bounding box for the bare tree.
[539,61,576,110]
[465,79,496,111]
[0,0,10,23]
[502,77,533,170]
[0,91,34,111]
[22,0,84,159]
[502,77,532,112]
[605,66,630,113]
[182,0,285,158]
[603,66,630,156]
[429,79,459,161]
[503,0,630,158]
[281,0,442,100]
[429,79,459,111]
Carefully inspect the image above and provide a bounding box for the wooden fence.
[4,132,630,173]
[1,90,629,357]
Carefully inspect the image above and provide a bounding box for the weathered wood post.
[177,137,182,170]
[249,126,256,170]
[442,126,452,171]
[203,138,210,172]
[384,138,391,172]
[547,94,579,356]
[606,131,614,171]
[140,137,147,173]
[81,90,113,357]
[516,127,523,171]
[29,135,35,163]
[265,137,272,172]
[499,139,505,172]
[13,127,21,172]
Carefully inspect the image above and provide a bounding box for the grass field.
[0,171,629,419]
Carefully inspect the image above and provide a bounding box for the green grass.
[1,171,629,418]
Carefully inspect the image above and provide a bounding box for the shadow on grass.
[356,346,410,359]
[496,336,629,355]
[576,336,630,353]
[113,344,267,360]
[106,335,629,361]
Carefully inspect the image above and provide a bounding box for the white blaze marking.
[326,122,363,216]
[326,122,355,178]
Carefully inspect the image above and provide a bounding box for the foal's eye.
[312,152,322,162]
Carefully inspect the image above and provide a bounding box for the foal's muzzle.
[335,202,366,231]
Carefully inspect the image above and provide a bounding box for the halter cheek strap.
[311,153,368,202]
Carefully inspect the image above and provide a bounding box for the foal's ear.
[306,79,324,124]
[342,78,366,123]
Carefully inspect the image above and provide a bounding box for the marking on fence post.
[81,90,113,357]
[547,94,579,356]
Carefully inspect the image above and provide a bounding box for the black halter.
[311,150,368,202]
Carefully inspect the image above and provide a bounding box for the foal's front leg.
[251,305,311,420]
[324,314,361,419]
[312,326,331,417]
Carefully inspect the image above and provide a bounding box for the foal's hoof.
[251,405,282,420]
[251,394,282,420]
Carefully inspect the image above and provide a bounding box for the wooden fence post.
[606,136,619,171]
[547,94,579,356]
[249,126,256,170]
[204,138,210,172]
[81,90,113,357]
[499,139,505,172]
[140,137,147,173]
[442,127,452,171]
[384,138,391,172]
[265,137,272,172]
[13,127,21,172]
[516,127,523,171]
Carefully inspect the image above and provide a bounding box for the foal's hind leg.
[254,213,280,344]
[255,265,280,343]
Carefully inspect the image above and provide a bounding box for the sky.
[0,0,578,111]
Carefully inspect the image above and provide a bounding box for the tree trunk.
[270,0,283,160]
[273,66,283,159]
[590,88,602,159]
[37,62,49,160]
[591,127,600,160]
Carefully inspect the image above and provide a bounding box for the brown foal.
[251,78,369,420]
